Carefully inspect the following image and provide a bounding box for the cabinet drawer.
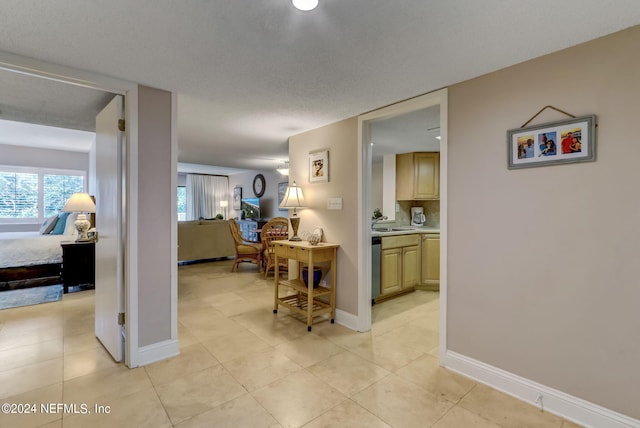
[382,234,420,249]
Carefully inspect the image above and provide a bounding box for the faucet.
[371,215,388,228]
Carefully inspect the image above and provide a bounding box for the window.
[0,171,38,218]
[44,174,85,217]
[0,166,86,222]
[177,186,186,221]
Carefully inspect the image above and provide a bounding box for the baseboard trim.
[443,351,639,428]
[136,339,180,367]
[335,308,359,331]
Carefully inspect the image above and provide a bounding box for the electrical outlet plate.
[327,197,342,210]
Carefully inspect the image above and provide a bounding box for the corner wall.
[447,26,640,419]
[136,86,175,349]
[289,118,359,315]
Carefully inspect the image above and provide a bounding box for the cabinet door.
[414,153,439,199]
[396,152,440,200]
[402,245,420,288]
[421,234,440,287]
[381,248,402,295]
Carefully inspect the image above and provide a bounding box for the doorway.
[357,89,448,362]
[0,54,134,365]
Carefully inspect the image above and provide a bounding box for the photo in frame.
[233,186,242,210]
[309,150,329,183]
[277,182,288,211]
[507,115,596,169]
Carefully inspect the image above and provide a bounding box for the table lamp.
[62,192,96,242]
[278,181,306,241]
[220,200,228,219]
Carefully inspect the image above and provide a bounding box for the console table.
[272,240,339,331]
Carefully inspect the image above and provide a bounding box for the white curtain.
[185,174,228,220]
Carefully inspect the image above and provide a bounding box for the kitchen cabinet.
[396,152,439,200]
[379,234,420,301]
[419,233,440,290]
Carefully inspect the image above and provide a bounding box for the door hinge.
[118,312,125,325]
[118,119,125,132]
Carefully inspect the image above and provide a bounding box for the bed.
[0,214,79,291]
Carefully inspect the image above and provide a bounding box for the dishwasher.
[371,235,381,304]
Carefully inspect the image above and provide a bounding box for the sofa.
[177,220,235,262]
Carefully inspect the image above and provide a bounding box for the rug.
[0,284,63,310]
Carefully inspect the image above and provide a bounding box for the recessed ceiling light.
[292,0,318,11]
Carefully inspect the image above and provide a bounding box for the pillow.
[64,212,79,236]
[39,214,59,235]
[50,212,71,235]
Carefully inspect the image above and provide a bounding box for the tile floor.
[0,259,583,427]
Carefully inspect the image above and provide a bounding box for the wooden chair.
[261,217,289,278]
[229,219,263,272]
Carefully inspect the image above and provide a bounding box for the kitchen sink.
[372,227,416,232]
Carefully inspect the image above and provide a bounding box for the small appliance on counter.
[411,207,426,226]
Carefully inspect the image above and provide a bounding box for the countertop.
[371,225,440,236]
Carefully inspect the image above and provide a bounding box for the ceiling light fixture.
[292,0,318,11]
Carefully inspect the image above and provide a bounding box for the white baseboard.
[136,339,180,367]
[444,351,639,428]
[335,308,359,331]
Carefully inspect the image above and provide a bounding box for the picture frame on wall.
[277,182,288,211]
[233,186,242,210]
[309,150,329,183]
[507,115,596,169]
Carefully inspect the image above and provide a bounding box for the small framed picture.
[233,186,242,210]
[309,150,329,183]
[277,182,288,211]
[507,115,596,169]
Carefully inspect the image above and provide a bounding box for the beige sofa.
[177,220,235,262]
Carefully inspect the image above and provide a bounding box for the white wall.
[447,26,640,420]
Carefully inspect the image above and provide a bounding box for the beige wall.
[137,85,174,347]
[289,118,359,315]
[448,26,640,418]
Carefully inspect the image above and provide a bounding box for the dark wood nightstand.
[60,241,95,293]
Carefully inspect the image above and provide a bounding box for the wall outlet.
[327,197,343,210]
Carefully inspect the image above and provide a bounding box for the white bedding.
[0,232,71,269]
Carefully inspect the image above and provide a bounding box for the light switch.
[327,197,343,210]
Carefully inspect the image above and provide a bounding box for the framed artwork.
[309,150,329,183]
[277,182,288,211]
[233,186,242,210]
[507,115,596,169]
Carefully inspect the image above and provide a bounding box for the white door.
[94,95,124,362]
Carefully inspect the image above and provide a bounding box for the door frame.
[357,88,448,363]
[0,51,141,367]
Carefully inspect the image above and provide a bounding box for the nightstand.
[60,241,95,293]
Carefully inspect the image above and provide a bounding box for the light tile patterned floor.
[0,259,583,427]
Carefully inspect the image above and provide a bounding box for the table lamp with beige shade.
[278,181,306,241]
[62,192,96,242]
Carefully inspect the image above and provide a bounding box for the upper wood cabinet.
[396,152,440,200]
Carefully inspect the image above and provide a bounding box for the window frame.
[0,164,87,224]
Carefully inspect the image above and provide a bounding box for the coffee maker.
[411,207,426,226]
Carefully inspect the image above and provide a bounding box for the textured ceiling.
[1,1,640,170]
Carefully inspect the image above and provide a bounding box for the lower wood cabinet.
[419,233,440,290]
[379,234,420,301]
